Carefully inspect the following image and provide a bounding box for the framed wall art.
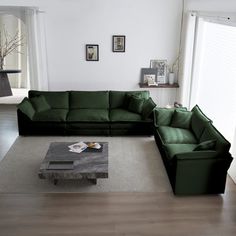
[86,44,99,61]
[112,35,125,52]
[150,59,167,83]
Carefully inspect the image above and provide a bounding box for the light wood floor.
[0,105,236,236]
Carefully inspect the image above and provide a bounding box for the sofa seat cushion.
[33,109,68,122]
[110,108,142,122]
[157,126,198,144]
[67,109,109,122]
[164,143,198,160]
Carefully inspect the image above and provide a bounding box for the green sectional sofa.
[17,90,156,136]
[154,105,233,195]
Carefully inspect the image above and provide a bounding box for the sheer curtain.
[177,12,197,108]
[24,8,49,90]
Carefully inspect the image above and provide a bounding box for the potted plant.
[0,27,24,70]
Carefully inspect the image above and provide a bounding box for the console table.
[0,70,21,97]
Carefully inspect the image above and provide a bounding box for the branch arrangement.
[0,27,24,70]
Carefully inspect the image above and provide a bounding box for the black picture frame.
[86,44,99,61]
[112,35,125,52]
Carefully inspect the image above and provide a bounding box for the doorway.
[0,13,29,103]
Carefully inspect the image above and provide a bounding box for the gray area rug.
[0,136,171,193]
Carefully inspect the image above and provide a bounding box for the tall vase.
[169,72,175,85]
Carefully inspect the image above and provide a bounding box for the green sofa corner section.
[17,90,155,136]
[153,105,233,195]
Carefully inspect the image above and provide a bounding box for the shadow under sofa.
[17,90,156,136]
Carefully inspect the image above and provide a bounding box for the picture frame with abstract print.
[150,59,167,83]
[112,35,125,52]
[86,44,99,61]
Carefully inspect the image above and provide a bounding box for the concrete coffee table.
[38,142,108,185]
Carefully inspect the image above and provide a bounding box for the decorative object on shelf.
[168,72,175,85]
[168,56,179,84]
[0,27,24,70]
[150,59,167,84]
[112,35,125,52]
[141,68,157,85]
[86,44,99,61]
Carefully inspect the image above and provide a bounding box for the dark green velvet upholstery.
[29,90,69,109]
[154,107,187,127]
[157,126,197,144]
[30,95,51,112]
[193,140,216,151]
[164,143,198,159]
[70,91,109,109]
[17,97,35,120]
[200,122,231,154]
[128,96,145,114]
[154,105,233,195]
[67,109,109,122]
[109,91,150,109]
[33,109,68,122]
[170,110,192,129]
[142,97,156,120]
[191,105,212,139]
[110,109,142,122]
[18,90,153,136]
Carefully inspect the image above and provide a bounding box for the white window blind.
[190,20,236,143]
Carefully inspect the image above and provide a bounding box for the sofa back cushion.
[190,105,212,139]
[70,91,109,109]
[29,90,69,109]
[154,107,187,127]
[109,91,149,109]
[200,122,231,154]
[170,110,192,129]
[30,95,51,112]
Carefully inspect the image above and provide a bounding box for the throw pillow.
[154,107,187,127]
[123,93,142,108]
[142,97,156,120]
[170,110,192,129]
[128,96,145,114]
[30,95,51,112]
[193,140,216,151]
[17,97,35,120]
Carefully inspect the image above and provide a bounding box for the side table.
[0,69,21,97]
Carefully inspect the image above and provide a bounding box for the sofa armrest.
[172,151,233,195]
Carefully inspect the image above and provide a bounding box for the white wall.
[0,0,183,106]
[185,0,236,11]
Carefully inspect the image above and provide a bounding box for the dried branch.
[0,26,25,69]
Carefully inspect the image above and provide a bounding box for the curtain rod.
[191,11,231,20]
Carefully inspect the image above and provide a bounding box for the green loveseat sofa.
[17,90,156,136]
[153,105,233,195]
